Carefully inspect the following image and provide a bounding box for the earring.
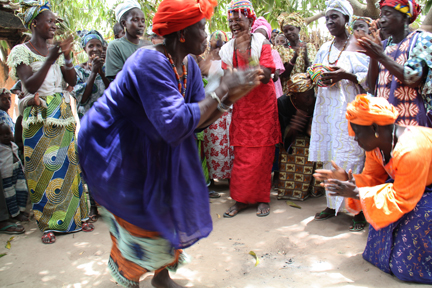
[180,36,185,43]
[375,132,379,138]
[32,23,36,27]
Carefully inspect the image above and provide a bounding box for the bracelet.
[65,64,74,70]
[217,102,230,113]
[209,91,221,104]
[64,58,73,65]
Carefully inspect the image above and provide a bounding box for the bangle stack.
[209,91,221,104]
[65,58,74,70]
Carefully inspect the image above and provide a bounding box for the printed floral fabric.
[277,42,317,95]
[203,112,234,179]
[376,31,428,126]
[0,110,14,134]
[72,65,107,118]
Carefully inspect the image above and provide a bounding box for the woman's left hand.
[59,35,74,57]
[321,67,349,85]
[325,170,360,200]
[357,35,384,61]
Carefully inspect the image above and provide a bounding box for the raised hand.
[58,35,74,57]
[313,160,349,182]
[221,66,263,104]
[326,169,360,199]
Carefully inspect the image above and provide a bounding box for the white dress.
[309,41,369,214]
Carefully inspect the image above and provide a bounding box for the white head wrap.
[325,0,354,24]
[115,0,141,23]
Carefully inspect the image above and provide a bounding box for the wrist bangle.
[209,91,221,104]
[65,64,74,70]
[217,102,230,113]
[65,58,73,65]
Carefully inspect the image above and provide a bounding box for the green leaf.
[249,251,260,267]
[286,201,302,209]
[0,253,6,258]
[5,236,14,249]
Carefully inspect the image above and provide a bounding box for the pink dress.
[272,49,285,98]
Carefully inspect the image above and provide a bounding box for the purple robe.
[77,48,212,249]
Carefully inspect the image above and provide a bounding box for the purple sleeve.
[123,50,202,146]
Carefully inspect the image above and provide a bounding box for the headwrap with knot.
[251,16,272,39]
[325,0,354,24]
[277,12,305,31]
[0,88,11,96]
[351,15,373,29]
[286,73,314,96]
[115,0,141,23]
[152,0,217,36]
[80,30,105,49]
[209,30,229,48]
[227,0,256,25]
[307,64,338,87]
[346,94,399,136]
[16,0,51,30]
[379,0,421,23]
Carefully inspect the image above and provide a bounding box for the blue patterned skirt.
[363,185,432,284]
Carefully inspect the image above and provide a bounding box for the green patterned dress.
[7,44,88,233]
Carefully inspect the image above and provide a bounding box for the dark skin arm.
[58,37,76,87]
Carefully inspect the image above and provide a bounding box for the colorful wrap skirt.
[363,185,432,284]
[23,93,88,233]
[106,211,188,288]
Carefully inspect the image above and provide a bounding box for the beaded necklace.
[163,45,187,97]
[27,41,47,57]
[327,35,350,65]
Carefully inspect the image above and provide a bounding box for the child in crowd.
[0,123,28,222]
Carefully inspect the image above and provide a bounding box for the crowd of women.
[0,0,431,286]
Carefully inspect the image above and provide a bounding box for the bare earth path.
[0,181,423,287]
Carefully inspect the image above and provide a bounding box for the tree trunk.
[305,11,325,25]
[346,0,380,19]
[421,7,432,33]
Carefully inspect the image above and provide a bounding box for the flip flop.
[209,191,221,198]
[0,223,25,234]
[223,205,247,218]
[349,220,367,231]
[314,210,335,221]
[82,222,95,232]
[256,203,270,217]
[41,232,56,244]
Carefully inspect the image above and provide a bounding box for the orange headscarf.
[152,0,218,36]
[346,94,399,136]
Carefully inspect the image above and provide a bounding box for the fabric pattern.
[377,31,428,126]
[379,0,421,23]
[309,41,368,213]
[230,145,275,204]
[277,43,317,95]
[277,12,305,30]
[2,160,27,218]
[0,110,15,134]
[72,65,106,118]
[325,0,354,24]
[196,131,210,185]
[404,31,432,110]
[16,0,51,29]
[277,138,324,201]
[106,210,187,288]
[203,112,234,179]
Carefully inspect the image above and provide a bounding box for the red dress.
[222,43,281,204]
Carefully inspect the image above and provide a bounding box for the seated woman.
[277,74,324,201]
[314,94,432,284]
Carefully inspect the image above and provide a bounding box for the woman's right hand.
[221,67,263,104]
[91,56,104,74]
[47,44,61,64]
[313,161,349,183]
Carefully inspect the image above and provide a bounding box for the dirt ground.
[0,181,424,288]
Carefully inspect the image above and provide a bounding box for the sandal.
[314,208,336,221]
[82,222,94,232]
[41,232,56,244]
[223,202,248,218]
[257,203,270,217]
[349,220,367,231]
[209,190,221,198]
[88,206,99,223]
[0,223,25,234]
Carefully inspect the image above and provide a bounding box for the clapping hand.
[325,170,360,200]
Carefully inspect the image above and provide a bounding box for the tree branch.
[346,0,380,18]
[421,6,432,32]
[305,11,325,25]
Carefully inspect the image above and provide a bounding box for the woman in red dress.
[220,0,281,217]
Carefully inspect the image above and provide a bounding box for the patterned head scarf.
[152,0,217,36]
[286,73,314,95]
[16,0,51,30]
[346,94,399,136]
[251,16,272,38]
[227,0,256,25]
[115,0,141,23]
[209,30,229,48]
[379,0,421,23]
[0,88,11,96]
[277,12,305,31]
[351,15,373,29]
[80,30,105,49]
[325,0,354,24]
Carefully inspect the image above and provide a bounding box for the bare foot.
[151,269,184,288]
[256,203,270,217]
[223,202,248,218]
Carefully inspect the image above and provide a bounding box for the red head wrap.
[379,0,421,23]
[152,0,218,36]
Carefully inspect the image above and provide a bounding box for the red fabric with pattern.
[229,145,275,204]
[222,44,281,147]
